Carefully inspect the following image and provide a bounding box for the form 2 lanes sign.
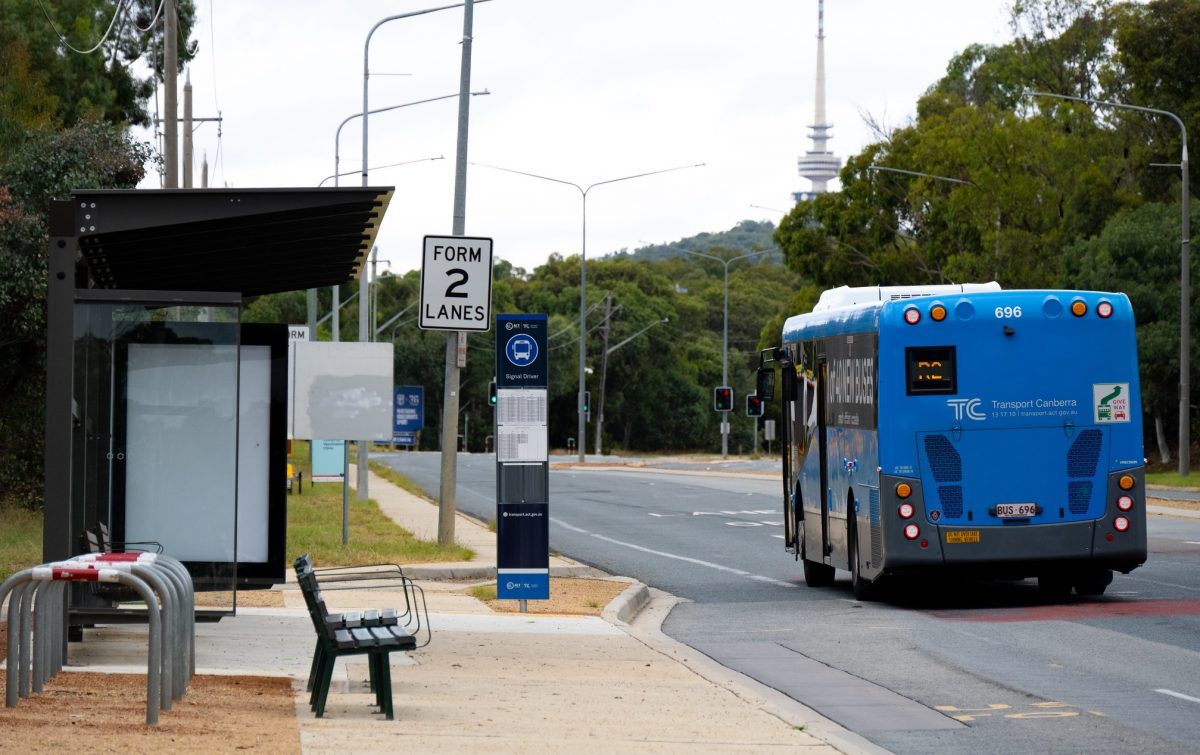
[419,235,494,331]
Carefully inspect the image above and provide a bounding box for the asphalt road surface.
[378,451,1200,754]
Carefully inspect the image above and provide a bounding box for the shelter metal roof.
[59,187,394,297]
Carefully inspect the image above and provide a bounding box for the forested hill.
[607,220,782,263]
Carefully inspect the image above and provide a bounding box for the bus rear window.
[906,346,957,395]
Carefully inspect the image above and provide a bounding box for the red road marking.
[924,599,1200,622]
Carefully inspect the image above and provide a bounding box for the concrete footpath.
[63,467,881,754]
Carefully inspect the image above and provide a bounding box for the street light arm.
[469,162,584,194]
[320,155,444,187]
[585,163,707,195]
[606,318,669,356]
[683,248,769,268]
[375,301,418,338]
[867,165,974,186]
[1028,91,1188,159]
[316,289,361,326]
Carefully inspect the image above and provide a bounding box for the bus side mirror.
[756,367,775,401]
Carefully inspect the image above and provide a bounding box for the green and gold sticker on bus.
[946,530,981,544]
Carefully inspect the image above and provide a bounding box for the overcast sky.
[139,0,1016,275]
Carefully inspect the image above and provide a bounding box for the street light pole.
[1030,91,1191,476]
[472,161,705,462]
[684,249,770,457]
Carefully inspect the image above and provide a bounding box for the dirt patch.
[472,577,631,616]
[192,589,286,609]
[0,671,299,753]
[1148,496,1200,513]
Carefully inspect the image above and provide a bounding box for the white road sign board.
[419,235,493,331]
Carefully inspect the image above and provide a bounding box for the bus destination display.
[906,346,957,395]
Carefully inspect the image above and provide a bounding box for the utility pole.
[163,0,178,188]
[182,71,193,188]
[438,0,476,546]
[594,294,612,456]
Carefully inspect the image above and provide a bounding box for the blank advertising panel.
[292,342,394,441]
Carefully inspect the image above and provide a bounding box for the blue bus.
[757,284,1147,599]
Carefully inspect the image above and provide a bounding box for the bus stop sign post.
[494,314,550,609]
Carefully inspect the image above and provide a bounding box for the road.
[378,451,1200,754]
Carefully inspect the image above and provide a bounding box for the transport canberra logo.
[947,398,986,421]
[1093,383,1131,423]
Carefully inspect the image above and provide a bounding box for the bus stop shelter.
[43,187,393,624]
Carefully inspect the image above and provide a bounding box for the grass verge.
[0,505,41,583]
[286,482,472,566]
[1144,470,1200,488]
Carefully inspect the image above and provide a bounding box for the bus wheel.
[1037,573,1073,600]
[801,528,835,587]
[1073,568,1113,597]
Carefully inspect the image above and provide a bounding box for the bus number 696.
[995,306,1022,319]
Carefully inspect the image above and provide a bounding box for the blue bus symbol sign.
[506,334,538,366]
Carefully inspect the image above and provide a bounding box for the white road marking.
[1185,541,1200,545]
[549,516,796,588]
[1156,689,1200,705]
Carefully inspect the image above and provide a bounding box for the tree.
[0,120,153,507]
[0,0,197,131]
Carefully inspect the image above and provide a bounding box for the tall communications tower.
[794,0,842,202]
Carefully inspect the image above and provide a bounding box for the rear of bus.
[874,290,1147,588]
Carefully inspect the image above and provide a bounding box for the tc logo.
[947,398,986,421]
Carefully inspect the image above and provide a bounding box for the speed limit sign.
[419,235,494,331]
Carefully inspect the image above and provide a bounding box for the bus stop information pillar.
[494,314,550,601]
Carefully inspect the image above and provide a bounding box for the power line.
[35,0,133,55]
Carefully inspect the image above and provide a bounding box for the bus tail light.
[898,502,915,519]
[1113,516,1130,533]
[1070,299,1088,317]
[904,524,920,540]
[904,307,921,325]
[1096,300,1114,318]
[1116,495,1133,511]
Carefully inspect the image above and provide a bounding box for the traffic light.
[583,391,591,420]
[713,386,733,412]
[746,394,764,417]
[488,379,497,406]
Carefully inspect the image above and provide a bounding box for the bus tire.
[801,526,835,588]
[1073,568,1113,596]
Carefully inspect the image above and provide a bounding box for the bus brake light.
[904,307,921,325]
[1097,300,1114,318]
[898,503,915,519]
[1116,495,1133,511]
[1113,516,1130,532]
[904,524,920,540]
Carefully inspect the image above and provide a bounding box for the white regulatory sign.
[419,235,494,331]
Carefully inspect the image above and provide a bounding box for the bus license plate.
[996,503,1036,518]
